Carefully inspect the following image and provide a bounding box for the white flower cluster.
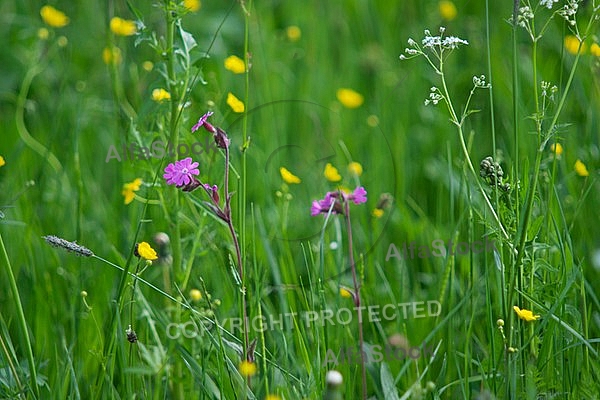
[517,6,534,28]
[540,0,559,9]
[472,75,490,88]
[541,81,558,100]
[424,87,444,106]
[399,27,468,60]
[422,28,468,50]
[558,0,579,26]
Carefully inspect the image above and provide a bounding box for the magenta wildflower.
[311,196,334,216]
[191,111,216,133]
[349,186,367,204]
[311,187,367,216]
[203,183,220,202]
[163,157,200,186]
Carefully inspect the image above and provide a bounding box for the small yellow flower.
[142,61,154,71]
[239,360,257,377]
[590,43,600,57]
[184,0,201,12]
[324,163,341,182]
[57,36,68,47]
[513,306,540,322]
[372,208,384,218]
[336,88,364,109]
[40,5,69,28]
[122,178,142,204]
[564,35,585,55]
[137,242,158,261]
[152,88,171,102]
[366,114,379,127]
[224,55,246,74]
[286,25,301,41]
[102,46,122,65]
[190,289,202,301]
[439,1,457,21]
[110,17,137,36]
[265,395,281,400]
[339,287,352,298]
[280,167,301,184]
[38,28,49,40]
[574,159,589,177]
[550,143,563,157]
[227,92,245,113]
[348,162,363,177]
[0,155,5,167]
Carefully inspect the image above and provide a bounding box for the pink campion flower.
[203,183,219,202]
[311,197,334,216]
[163,157,200,186]
[349,186,367,204]
[311,187,367,216]
[191,111,216,133]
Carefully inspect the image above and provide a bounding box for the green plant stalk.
[438,71,509,242]
[16,64,62,174]
[224,144,250,359]
[238,0,253,367]
[164,6,184,398]
[484,0,500,393]
[343,201,367,400]
[505,3,521,396]
[0,232,39,398]
[165,1,182,281]
[92,195,148,398]
[507,29,586,347]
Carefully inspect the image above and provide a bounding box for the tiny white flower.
[540,0,559,9]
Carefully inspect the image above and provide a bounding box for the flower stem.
[223,146,250,361]
[344,201,366,400]
[0,233,39,398]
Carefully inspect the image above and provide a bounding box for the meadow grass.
[1,0,600,399]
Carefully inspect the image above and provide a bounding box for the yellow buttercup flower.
[38,28,49,40]
[152,88,171,102]
[190,289,202,301]
[564,35,585,55]
[184,0,201,12]
[550,143,563,157]
[372,208,384,218]
[0,155,5,167]
[590,43,600,57]
[40,5,69,28]
[324,163,341,182]
[336,88,364,109]
[366,114,379,127]
[280,167,301,184]
[102,46,122,65]
[122,178,142,204]
[110,17,137,36]
[239,360,257,377]
[57,36,68,47]
[439,1,457,21]
[142,61,154,71]
[265,395,281,400]
[348,161,363,177]
[224,55,246,74]
[137,242,158,261]
[513,306,540,322]
[339,287,352,298]
[227,92,245,113]
[574,159,589,177]
[286,25,301,41]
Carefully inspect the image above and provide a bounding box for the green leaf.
[380,362,400,400]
